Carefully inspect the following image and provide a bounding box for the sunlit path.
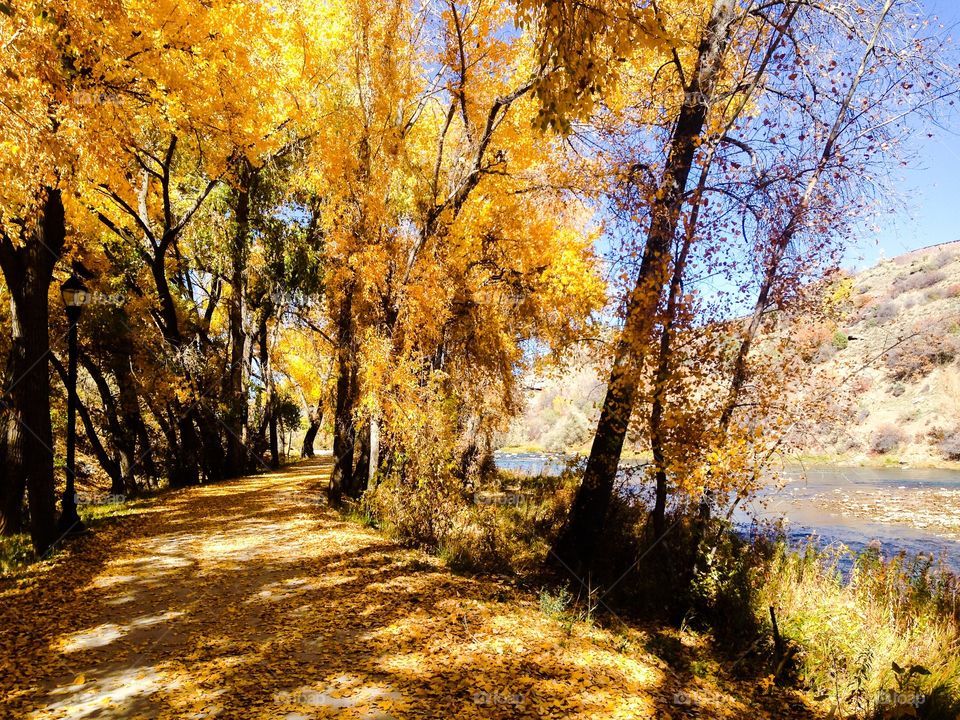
[0,458,697,720]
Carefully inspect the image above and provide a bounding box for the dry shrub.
[873,300,900,322]
[870,423,907,454]
[794,322,834,362]
[892,269,947,296]
[885,330,960,381]
[362,465,578,575]
[927,250,958,270]
[939,430,960,461]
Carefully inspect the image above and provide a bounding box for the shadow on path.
[0,457,816,719]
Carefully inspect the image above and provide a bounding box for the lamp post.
[57,274,90,534]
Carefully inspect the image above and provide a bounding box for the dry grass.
[759,542,960,718]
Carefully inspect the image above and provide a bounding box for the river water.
[495,452,960,573]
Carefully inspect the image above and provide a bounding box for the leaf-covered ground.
[0,458,815,719]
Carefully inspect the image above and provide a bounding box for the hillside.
[817,241,960,464]
[502,242,960,466]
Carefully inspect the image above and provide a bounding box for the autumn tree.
[544,0,959,574]
[0,0,135,551]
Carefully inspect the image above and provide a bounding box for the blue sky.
[847,0,960,269]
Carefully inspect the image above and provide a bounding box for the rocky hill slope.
[817,241,960,464]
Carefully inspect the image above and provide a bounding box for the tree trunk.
[647,145,716,538]
[329,288,357,504]
[224,166,253,477]
[52,355,125,495]
[169,408,201,487]
[349,419,371,497]
[368,416,380,485]
[112,346,154,490]
[256,313,280,470]
[0,351,25,536]
[550,0,738,576]
[0,188,67,553]
[197,403,227,481]
[80,354,137,494]
[148,247,201,487]
[301,403,322,458]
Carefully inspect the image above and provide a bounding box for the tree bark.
[550,0,738,576]
[80,354,132,493]
[301,403,322,458]
[256,313,280,470]
[329,288,357,504]
[224,164,254,477]
[112,345,154,489]
[0,188,67,553]
[349,419,371,498]
[368,416,380,485]
[0,350,25,536]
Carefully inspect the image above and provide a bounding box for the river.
[495,452,960,573]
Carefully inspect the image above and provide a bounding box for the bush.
[885,331,960,381]
[814,341,837,364]
[871,423,908,454]
[851,376,873,393]
[362,464,578,575]
[927,250,958,270]
[892,269,947,296]
[873,301,900,321]
[0,534,35,575]
[939,430,960,461]
[832,330,849,350]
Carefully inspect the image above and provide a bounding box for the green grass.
[0,492,160,578]
[0,533,35,575]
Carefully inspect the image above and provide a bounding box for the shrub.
[814,341,837,364]
[885,331,960,382]
[871,424,907,454]
[0,534,35,575]
[794,323,834,362]
[927,250,958,270]
[873,301,900,321]
[939,430,960,461]
[944,283,960,299]
[362,464,578,575]
[851,376,873,393]
[832,330,849,350]
[892,269,947,296]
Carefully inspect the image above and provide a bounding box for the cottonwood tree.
[298,0,605,504]
[84,0,340,485]
[0,0,135,551]
[544,0,958,574]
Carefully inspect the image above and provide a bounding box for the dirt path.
[1,458,769,719]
